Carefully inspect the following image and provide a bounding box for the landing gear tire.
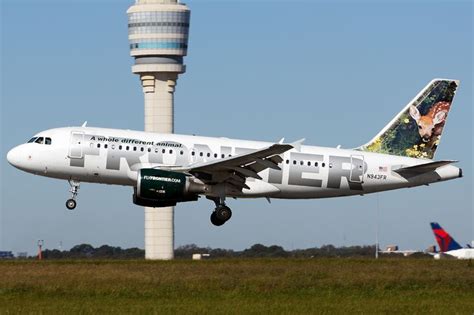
[210,212,225,226]
[207,195,232,226]
[66,180,80,210]
[66,199,77,210]
[215,205,232,222]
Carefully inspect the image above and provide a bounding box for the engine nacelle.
[133,169,206,208]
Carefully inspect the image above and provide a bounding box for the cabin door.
[350,154,365,183]
[68,131,84,159]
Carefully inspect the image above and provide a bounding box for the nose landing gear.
[66,199,77,210]
[66,180,80,210]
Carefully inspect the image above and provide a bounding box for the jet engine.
[133,168,206,207]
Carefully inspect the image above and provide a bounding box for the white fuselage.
[7,127,462,201]
[443,248,474,260]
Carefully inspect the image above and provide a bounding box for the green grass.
[1,259,473,314]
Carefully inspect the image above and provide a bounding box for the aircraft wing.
[173,143,293,190]
[393,160,457,178]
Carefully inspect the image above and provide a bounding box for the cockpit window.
[28,136,52,145]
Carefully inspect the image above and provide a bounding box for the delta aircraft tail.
[430,222,463,252]
[359,79,459,160]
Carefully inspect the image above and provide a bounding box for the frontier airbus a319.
[7,79,463,226]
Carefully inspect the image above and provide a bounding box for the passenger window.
[307,161,311,166]
[126,146,130,151]
[322,163,326,167]
[134,147,137,151]
[169,149,173,154]
[293,160,296,165]
[140,147,144,152]
[200,152,203,157]
[45,138,52,145]
[315,162,318,167]
[300,161,304,166]
[214,153,218,158]
[162,149,166,154]
[221,154,225,158]
[147,148,151,153]
[191,151,195,156]
[286,160,289,164]
[27,137,38,143]
[180,150,184,155]
[35,137,44,144]
[97,143,101,148]
[119,145,122,150]
[207,153,210,157]
[104,144,108,149]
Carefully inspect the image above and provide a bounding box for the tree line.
[32,243,381,259]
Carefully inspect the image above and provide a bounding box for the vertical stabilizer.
[359,79,459,159]
[430,222,462,252]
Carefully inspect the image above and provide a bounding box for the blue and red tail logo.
[430,222,462,252]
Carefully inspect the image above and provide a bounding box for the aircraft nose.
[7,146,25,169]
[7,147,18,166]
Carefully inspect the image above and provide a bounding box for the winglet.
[290,138,305,151]
[81,121,88,127]
[278,138,285,144]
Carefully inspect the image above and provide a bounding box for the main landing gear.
[66,180,80,210]
[209,197,232,226]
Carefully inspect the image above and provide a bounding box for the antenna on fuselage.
[81,121,88,127]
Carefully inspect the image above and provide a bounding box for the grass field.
[1,258,473,314]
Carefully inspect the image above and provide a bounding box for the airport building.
[127,0,191,260]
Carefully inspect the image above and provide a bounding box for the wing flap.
[224,166,263,180]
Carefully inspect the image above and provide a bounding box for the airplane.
[430,222,474,260]
[6,79,463,226]
[378,245,419,256]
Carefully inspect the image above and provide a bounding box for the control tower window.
[35,137,44,144]
[45,138,52,145]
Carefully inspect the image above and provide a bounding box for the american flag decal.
[379,166,388,172]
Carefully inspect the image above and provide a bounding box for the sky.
[1,0,472,255]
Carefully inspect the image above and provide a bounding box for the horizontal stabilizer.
[393,160,457,178]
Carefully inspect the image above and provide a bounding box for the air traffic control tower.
[127,0,191,260]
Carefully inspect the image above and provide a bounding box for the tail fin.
[359,79,459,159]
[430,222,462,252]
